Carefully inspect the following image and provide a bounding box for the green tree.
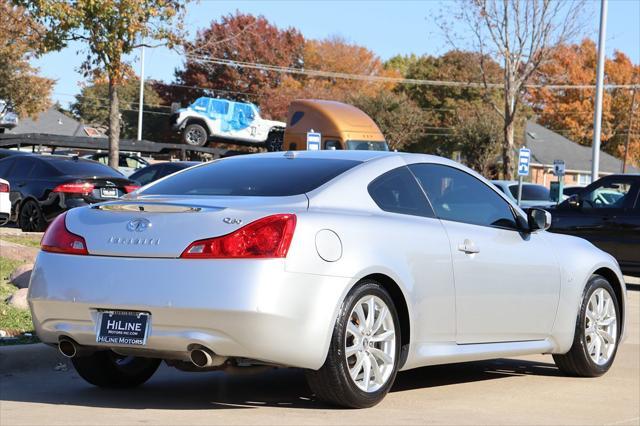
[72,78,169,141]
[451,105,503,176]
[350,91,431,151]
[17,0,188,167]
[0,2,53,119]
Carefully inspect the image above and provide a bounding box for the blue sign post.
[516,148,531,206]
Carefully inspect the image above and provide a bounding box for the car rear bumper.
[28,251,351,370]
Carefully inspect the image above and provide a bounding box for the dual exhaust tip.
[59,338,223,369]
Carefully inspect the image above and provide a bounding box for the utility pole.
[137,45,145,141]
[622,88,637,173]
[591,0,608,182]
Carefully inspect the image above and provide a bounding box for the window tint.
[29,160,58,178]
[582,179,635,209]
[409,163,518,230]
[130,166,159,186]
[10,157,34,179]
[0,158,16,177]
[509,184,551,201]
[51,158,123,177]
[368,167,434,217]
[142,157,361,197]
[290,111,304,126]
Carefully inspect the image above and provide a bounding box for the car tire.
[71,351,161,388]
[18,200,46,232]
[182,123,208,147]
[553,275,621,377]
[305,280,401,408]
[265,130,283,152]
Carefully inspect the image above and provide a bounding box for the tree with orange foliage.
[529,39,640,167]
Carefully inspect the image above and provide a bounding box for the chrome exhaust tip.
[58,339,77,358]
[189,347,225,368]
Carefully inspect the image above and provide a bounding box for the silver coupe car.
[28,151,626,408]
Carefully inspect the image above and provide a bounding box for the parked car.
[491,180,556,208]
[563,185,585,198]
[0,178,9,226]
[82,152,150,176]
[29,151,625,408]
[0,100,18,132]
[170,97,286,150]
[0,155,138,232]
[548,174,640,277]
[128,161,200,186]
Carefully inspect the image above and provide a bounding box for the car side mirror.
[528,208,551,232]
[567,194,581,209]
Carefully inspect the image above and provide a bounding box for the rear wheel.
[18,200,46,232]
[306,280,400,408]
[182,123,208,147]
[553,275,620,377]
[72,351,161,388]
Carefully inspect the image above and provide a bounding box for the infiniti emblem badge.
[127,218,152,232]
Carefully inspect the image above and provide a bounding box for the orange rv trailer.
[282,100,389,151]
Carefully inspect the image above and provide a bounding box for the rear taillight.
[41,212,88,255]
[124,184,140,193]
[0,182,8,192]
[53,182,95,195]
[181,214,296,259]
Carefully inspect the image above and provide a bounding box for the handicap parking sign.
[518,148,531,176]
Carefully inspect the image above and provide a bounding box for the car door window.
[131,166,158,186]
[368,166,434,217]
[409,163,519,230]
[582,180,634,209]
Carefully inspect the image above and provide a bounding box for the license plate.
[96,311,149,346]
[100,187,118,198]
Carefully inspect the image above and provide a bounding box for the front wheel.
[306,280,401,408]
[553,275,621,377]
[182,123,208,147]
[71,351,161,388]
[265,130,283,152]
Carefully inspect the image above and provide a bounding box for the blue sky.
[32,0,640,108]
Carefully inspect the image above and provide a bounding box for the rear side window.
[142,157,362,197]
[509,184,550,201]
[51,159,123,177]
[368,167,434,217]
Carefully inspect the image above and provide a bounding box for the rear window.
[51,158,123,177]
[509,184,551,201]
[141,157,362,197]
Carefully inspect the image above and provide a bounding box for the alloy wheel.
[185,128,205,146]
[20,202,42,232]
[345,295,396,393]
[585,288,617,365]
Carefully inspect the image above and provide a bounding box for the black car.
[549,174,640,277]
[129,161,200,186]
[0,155,138,231]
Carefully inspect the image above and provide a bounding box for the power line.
[185,55,640,91]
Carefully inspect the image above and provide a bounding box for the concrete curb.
[0,343,67,374]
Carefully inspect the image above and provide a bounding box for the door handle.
[458,239,480,254]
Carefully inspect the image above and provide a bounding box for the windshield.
[141,157,362,197]
[508,184,551,201]
[346,140,389,151]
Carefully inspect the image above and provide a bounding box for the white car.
[170,97,286,150]
[0,178,9,225]
[29,151,626,408]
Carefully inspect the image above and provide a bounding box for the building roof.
[8,108,104,137]
[525,121,638,174]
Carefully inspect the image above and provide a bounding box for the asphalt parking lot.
[0,286,638,425]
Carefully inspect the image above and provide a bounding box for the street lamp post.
[591,0,608,182]
[137,45,145,141]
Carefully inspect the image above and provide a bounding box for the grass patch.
[0,234,41,249]
[0,257,34,340]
